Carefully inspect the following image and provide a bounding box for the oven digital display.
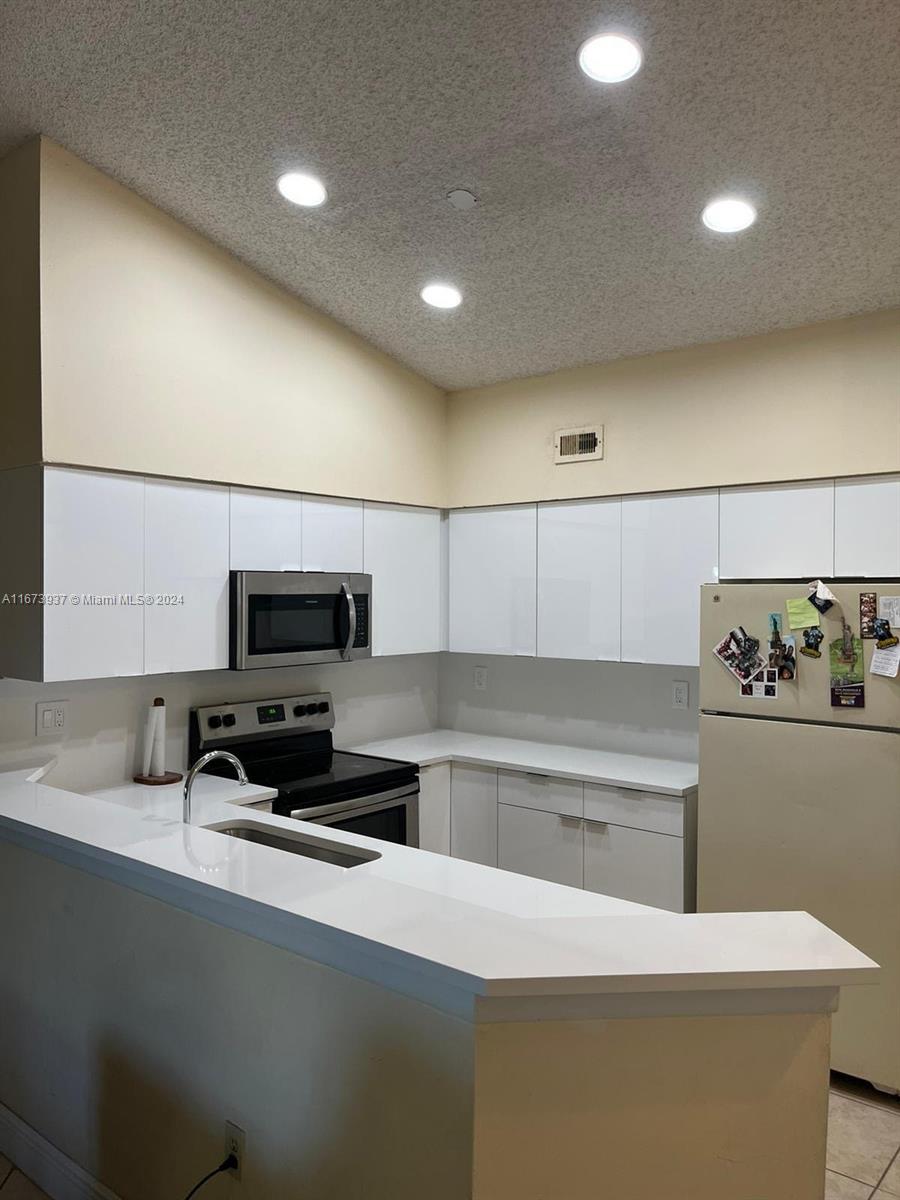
[256,703,285,725]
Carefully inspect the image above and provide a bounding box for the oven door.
[289,784,419,848]
[230,571,372,669]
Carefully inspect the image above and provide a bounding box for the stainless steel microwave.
[229,571,372,669]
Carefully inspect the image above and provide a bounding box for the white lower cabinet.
[499,804,584,887]
[449,764,498,866]
[583,820,684,912]
[417,762,451,855]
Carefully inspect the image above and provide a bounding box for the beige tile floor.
[0,1074,899,1198]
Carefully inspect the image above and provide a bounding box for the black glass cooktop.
[251,748,417,809]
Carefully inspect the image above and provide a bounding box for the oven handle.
[289,782,418,821]
[340,582,357,660]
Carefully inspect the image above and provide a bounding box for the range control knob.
[208,714,223,729]
[222,713,236,728]
[292,704,304,718]
[305,703,319,715]
[317,701,330,714]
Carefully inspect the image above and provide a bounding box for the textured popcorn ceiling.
[1,0,898,390]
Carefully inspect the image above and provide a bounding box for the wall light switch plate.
[35,700,69,737]
[672,681,690,711]
[473,666,488,691]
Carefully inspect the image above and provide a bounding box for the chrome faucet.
[183,750,248,825]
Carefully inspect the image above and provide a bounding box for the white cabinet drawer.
[584,821,684,912]
[498,770,583,818]
[498,804,584,888]
[584,782,683,837]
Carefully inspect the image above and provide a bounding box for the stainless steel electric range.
[188,693,419,847]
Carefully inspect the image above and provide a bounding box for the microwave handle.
[340,582,357,660]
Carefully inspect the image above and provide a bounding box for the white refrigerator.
[697,580,900,1091]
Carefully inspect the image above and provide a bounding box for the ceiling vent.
[554,425,604,464]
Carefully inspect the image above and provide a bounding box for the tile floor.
[0,1074,899,1198]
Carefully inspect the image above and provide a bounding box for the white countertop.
[346,730,699,796]
[0,760,875,1022]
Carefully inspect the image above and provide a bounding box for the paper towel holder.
[134,696,183,786]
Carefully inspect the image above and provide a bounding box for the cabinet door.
[363,503,442,655]
[621,490,718,666]
[144,479,230,673]
[418,762,451,855]
[450,764,498,866]
[499,804,584,887]
[583,820,684,912]
[719,481,834,579]
[834,476,900,577]
[449,505,537,655]
[230,488,301,570]
[301,496,363,572]
[537,498,621,660]
[43,468,145,680]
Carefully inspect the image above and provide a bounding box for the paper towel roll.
[149,697,166,777]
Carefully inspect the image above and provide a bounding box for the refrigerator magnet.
[800,627,825,658]
[808,579,837,614]
[860,592,878,639]
[873,617,899,649]
[713,626,767,684]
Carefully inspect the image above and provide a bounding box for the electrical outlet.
[35,700,69,737]
[473,666,488,691]
[672,681,690,711]
[225,1121,245,1180]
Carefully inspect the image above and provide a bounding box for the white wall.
[0,655,439,792]
[438,654,699,762]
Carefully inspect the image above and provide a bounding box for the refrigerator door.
[698,713,900,1089]
[700,581,900,727]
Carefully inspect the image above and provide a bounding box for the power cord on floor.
[182,1154,238,1199]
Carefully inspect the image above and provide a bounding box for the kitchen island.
[0,761,877,1200]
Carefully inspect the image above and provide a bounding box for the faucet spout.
[183,750,249,825]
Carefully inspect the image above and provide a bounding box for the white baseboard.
[0,1103,121,1200]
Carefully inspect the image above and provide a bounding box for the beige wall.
[37,139,447,507]
[0,140,42,469]
[446,309,900,507]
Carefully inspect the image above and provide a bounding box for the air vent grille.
[554,425,604,464]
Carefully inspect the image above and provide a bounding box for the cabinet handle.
[583,817,609,828]
[526,773,548,783]
[558,814,582,827]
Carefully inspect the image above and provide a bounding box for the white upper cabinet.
[449,505,537,655]
[301,496,364,573]
[719,481,835,579]
[363,503,442,655]
[834,476,900,577]
[537,498,621,660]
[43,468,145,680]
[144,479,230,674]
[621,490,719,666]
[230,488,301,571]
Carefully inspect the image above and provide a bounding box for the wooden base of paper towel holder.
[133,771,184,786]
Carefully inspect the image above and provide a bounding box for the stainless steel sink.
[205,820,381,868]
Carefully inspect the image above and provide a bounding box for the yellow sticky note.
[786,598,820,629]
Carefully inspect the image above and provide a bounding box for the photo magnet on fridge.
[713,626,767,684]
[808,579,837,614]
[860,593,878,639]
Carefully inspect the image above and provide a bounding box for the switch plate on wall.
[473,666,488,691]
[671,681,690,710]
[35,700,69,736]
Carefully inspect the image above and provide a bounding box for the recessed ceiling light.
[578,33,643,82]
[420,283,462,309]
[701,196,757,233]
[447,188,478,211]
[277,172,327,207]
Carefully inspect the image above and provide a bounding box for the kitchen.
[1,5,899,1199]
